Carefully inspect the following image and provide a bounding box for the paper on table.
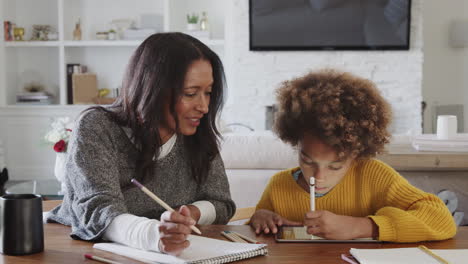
[350,247,468,264]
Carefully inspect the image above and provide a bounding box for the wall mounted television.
[249,0,411,51]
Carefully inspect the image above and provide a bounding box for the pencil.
[131,178,202,235]
[221,231,247,243]
[84,254,123,264]
[418,245,449,264]
[230,231,259,244]
[310,177,315,211]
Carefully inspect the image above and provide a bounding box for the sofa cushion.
[226,169,278,209]
[220,131,297,170]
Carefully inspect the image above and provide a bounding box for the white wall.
[422,0,468,133]
[222,0,424,134]
[0,1,427,181]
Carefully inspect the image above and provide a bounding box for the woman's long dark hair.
[90,32,225,183]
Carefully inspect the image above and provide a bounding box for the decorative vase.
[108,32,117,40]
[54,152,67,195]
[187,23,199,31]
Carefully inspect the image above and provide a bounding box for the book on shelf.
[412,144,468,152]
[16,92,53,100]
[66,63,80,104]
[411,133,468,152]
[413,133,468,143]
[15,101,53,105]
[72,73,98,104]
[3,21,12,41]
[16,92,53,105]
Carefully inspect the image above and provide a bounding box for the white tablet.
[275,226,380,243]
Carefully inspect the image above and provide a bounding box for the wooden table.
[2,224,467,264]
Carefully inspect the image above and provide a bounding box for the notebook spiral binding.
[190,246,268,264]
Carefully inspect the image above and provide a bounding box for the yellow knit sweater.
[255,159,457,242]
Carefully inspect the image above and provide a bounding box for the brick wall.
[222,0,423,134]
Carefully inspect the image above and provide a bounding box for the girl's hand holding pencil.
[304,210,376,240]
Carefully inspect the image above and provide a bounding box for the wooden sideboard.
[377,146,468,171]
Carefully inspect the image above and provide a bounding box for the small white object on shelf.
[200,12,209,31]
[122,28,157,40]
[437,115,458,140]
[107,31,117,40]
[95,32,108,40]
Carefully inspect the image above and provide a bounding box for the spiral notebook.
[94,234,268,264]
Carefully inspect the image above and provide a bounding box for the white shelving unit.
[0,0,230,180]
[0,0,226,107]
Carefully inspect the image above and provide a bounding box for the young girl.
[250,69,456,242]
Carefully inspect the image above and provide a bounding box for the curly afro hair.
[274,69,392,159]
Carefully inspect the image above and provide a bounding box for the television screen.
[249,0,411,51]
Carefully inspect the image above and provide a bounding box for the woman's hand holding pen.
[304,210,378,240]
[159,205,196,256]
[250,209,302,234]
[181,205,201,223]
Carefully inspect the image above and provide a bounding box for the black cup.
[0,194,44,255]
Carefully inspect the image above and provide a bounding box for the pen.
[131,178,202,235]
[310,177,315,211]
[230,231,259,244]
[418,245,449,264]
[84,254,123,264]
[221,231,248,243]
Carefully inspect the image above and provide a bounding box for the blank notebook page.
[94,234,268,264]
[350,248,468,264]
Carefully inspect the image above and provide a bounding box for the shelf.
[63,40,142,47]
[0,104,102,116]
[64,39,224,47]
[4,39,224,48]
[5,41,60,47]
[2,104,89,108]
[1,102,116,111]
[1,0,226,106]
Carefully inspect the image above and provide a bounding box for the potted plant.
[186,13,199,31]
[108,29,117,40]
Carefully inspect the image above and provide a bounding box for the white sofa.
[220,131,297,210]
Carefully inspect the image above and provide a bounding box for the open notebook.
[348,247,468,264]
[94,234,268,264]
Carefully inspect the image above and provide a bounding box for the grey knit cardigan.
[46,109,236,240]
